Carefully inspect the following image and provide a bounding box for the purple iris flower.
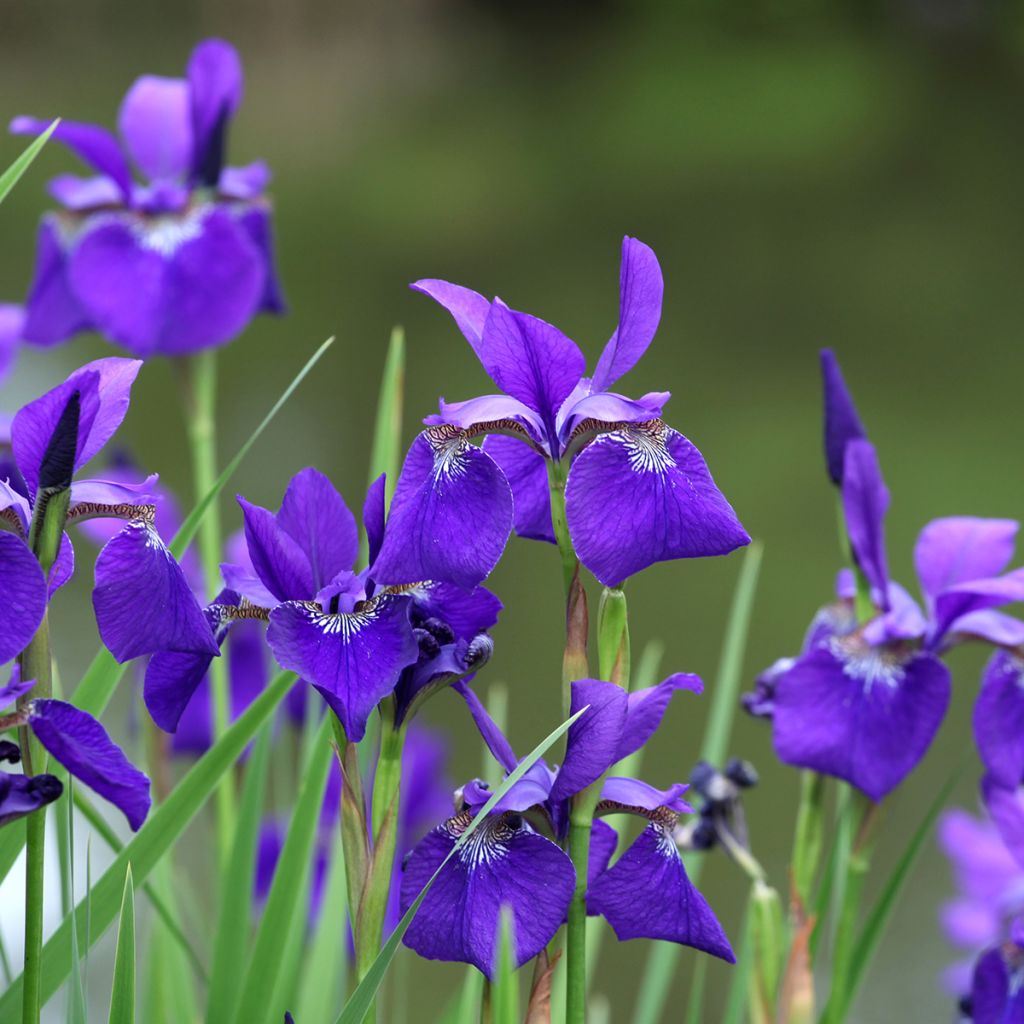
[745,353,1024,801]
[0,357,216,667]
[10,38,284,357]
[938,807,1024,997]
[400,675,733,977]
[967,919,1024,1023]
[371,237,748,590]
[0,668,150,829]
[144,468,500,743]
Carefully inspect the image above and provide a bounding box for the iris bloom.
[400,676,733,977]
[11,38,283,357]
[967,919,1024,1023]
[0,304,24,385]
[0,357,217,666]
[746,354,1024,801]
[145,468,500,742]
[0,668,150,829]
[371,237,748,589]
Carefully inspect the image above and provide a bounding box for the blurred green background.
[4,0,1024,1019]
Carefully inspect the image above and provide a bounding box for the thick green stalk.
[791,771,826,909]
[565,806,595,1024]
[180,350,234,869]
[370,707,405,842]
[546,460,578,598]
[19,487,69,1024]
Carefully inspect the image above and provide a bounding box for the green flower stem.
[546,460,578,598]
[791,770,826,910]
[597,586,629,687]
[180,350,234,870]
[18,486,70,1024]
[565,793,597,1024]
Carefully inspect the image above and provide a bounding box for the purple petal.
[266,596,418,742]
[0,479,30,531]
[478,302,585,427]
[566,423,749,586]
[235,203,286,314]
[238,496,314,602]
[371,430,513,590]
[67,207,265,356]
[772,644,950,801]
[219,161,271,199]
[860,584,928,646]
[452,681,518,774]
[410,581,502,641]
[932,568,1024,649]
[0,304,23,384]
[588,819,618,890]
[550,679,628,804]
[0,772,63,827]
[841,440,890,601]
[429,395,545,440]
[70,474,159,509]
[20,218,93,346]
[0,665,36,709]
[587,823,734,961]
[29,699,150,829]
[12,356,141,497]
[411,279,492,357]
[364,473,386,570]
[616,673,703,763]
[47,174,124,211]
[401,815,576,977]
[975,652,1024,789]
[93,521,218,662]
[482,435,554,544]
[983,777,1024,870]
[187,39,244,183]
[276,468,357,592]
[117,75,192,181]
[399,725,454,844]
[971,946,1024,1024]
[938,808,1024,907]
[820,349,866,486]
[915,517,1019,608]
[9,117,132,198]
[591,237,664,393]
[599,776,692,814]
[47,532,74,598]
[559,390,671,440]
[220,561,278,609]
[952,609,1024,647]
[0,532,47,665]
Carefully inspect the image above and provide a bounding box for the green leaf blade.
[108,865,136,1024]
[0,119,58,205]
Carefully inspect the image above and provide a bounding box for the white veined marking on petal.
[617,423,675,475]
[307,609,372,639]
[653,823,680,860]
[137,211,204,256]
[830,636,905,693]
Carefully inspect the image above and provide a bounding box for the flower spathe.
[372,237,749,589]
[10,38,283,356]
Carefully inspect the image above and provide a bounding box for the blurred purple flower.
[10,39,284,357]
[0,305,25,386]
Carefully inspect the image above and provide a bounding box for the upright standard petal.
[187,39,244,185]
[591,236,664,393]
[820,349,866,486]
[975,651,1024,790]
[841,440,890,601]
[915,517,1019,607]
[772,643,951,801]
[118,76,193,181]
[0,772,63,828]
[401,814,576,977]
[411,279,492,360]
[0,532,46,665]
[93,521,218,662]
[587,823,734,961]
[482,435,555,544]
[616,673,703,762]
[371,429,513,590]
[276,468,358,591]
[266,595,418,742]
[29,699,150,829]
[12,356,141,497]
[9,117,133,198]
[238,496,314,602]
[20,218,93,347]
[565,422,749,586]
[364,473,387,571]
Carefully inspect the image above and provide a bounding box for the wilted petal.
[93,521,218,662]
[566,422,749,586]
[0,772,63,828]
[187,38,244,185]
[587,823,734,961]
[0,532,47,665]
[20,218,93,347]
[401,814,576,977]
[975,652,1024,789]
[372,430,512,589]
[411,279,492,360]
[591,237,664,393]
[9,116,132,198]
[266,595,418,741]
[276,468,358,592]
[841,440,890,601]
[820,349,866,486]
[616,673,703,763]
[118,75,193,181]
[549,679,627,804]
[772,644,950,801]
[12,356,141,497]
[29,698,150,829]
[915,517,1019,608]
[68,207,265,357]
[482,435,554,544]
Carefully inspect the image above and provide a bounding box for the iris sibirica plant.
[2,39,1019,1024]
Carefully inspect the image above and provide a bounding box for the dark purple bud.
[38,390,80,493]
[0,740,20,764]
[420,617,456,646]
[689,761,716,798]
[690,818,718,850]
[725,758,759,789]
[465,633,494,670]
[415,628,441,660]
